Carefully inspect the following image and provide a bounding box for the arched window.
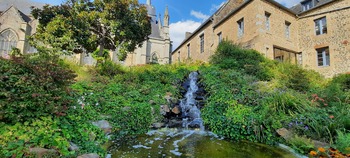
[151,53,158,64]
[0,30,18,57]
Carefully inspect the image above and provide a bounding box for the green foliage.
[60,59,93,81]
[95,60,125,77]
[70,64,196,139]
[287,135,315,154]
[200,40,349,154]
[210,41,273,80]
[335,130,350,154]
[0,116,106,157]
[331,73,350,91]
[92,49,111,61]
[31,0,151,57]
[0,55,76,123]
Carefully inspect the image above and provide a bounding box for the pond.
[108,128,297,158]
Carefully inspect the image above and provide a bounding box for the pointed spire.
[147,0,151,5]
[165,6,169,17]
[164,6,169,27]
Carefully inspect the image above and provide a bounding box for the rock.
[276,128,329,148]
[167,119,183,128]
[152,122,165,128]
[122,106,131,111]
[149,100,156,105]
[68,142,79,151]
[166,92,173,96]
[77,153,99,158]
[92,120,112,134]
[160,105,170,115]
[312,140,329,148]
[195,96,205,100]
[29,147,56,158]
[171,106,181,115]
[276,128,293,140]
[164,96,172,103]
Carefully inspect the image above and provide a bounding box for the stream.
[108,72,298,158]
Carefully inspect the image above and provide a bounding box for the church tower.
[121,0,172,65]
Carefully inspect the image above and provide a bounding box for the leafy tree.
[31,0,151,60]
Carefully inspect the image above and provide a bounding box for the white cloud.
[275,0,302,7]
[210,1,226,13]
[170,20,201,51]
[190,10,210,22]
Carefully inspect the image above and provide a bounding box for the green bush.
[209,41,273,80]
[331,73,350,91]
[0,55,76,123]
[0,115,106,157]
[95,60,125,77]
[335,130,350,154]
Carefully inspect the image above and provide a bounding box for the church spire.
[164,6,169,27]
[147,0,151,5]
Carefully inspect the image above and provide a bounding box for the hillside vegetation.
[0,41,349,157]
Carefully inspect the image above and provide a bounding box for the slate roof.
[145,4,162,39]
[17,8,32,22]
[290,0,334,15]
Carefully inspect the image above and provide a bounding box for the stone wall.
[172,21,214,63]
[0,7,33,54]
[298,0,350,77]
[171,0,350,77]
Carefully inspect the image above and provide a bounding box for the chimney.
[185,32,193,39]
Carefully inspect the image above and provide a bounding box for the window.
[0,30,18,57]
[285,21,291,39]
[265,12,271,31]
[317,47,330,66]
[302,0,313,11]
[200,34,204,53]
[315,17,327,35]
[178,51,180,62]
[187,44,191,58]
[237,18,244,37]
[217,32,222,43]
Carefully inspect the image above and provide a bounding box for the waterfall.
[180,71,204,130]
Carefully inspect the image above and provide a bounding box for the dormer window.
[302,0,313,11]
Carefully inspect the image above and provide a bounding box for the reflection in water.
[109,128,297,158]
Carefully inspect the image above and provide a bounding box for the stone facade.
[0,6,37,57]
[297,0,350,77]
[121,0,171,66]
[172,0,350,77]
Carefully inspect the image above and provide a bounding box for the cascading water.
[108,72,298,158]
[180,71,204,130]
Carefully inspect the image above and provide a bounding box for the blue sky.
[26,0,303,49]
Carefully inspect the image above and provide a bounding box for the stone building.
[0,6,38,58]
[121,0,171,65]
[0,0,171,66]
[172,0,350,77]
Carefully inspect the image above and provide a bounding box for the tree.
[31,0,151,61]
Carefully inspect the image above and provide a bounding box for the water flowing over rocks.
[156,71,206,129]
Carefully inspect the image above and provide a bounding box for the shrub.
[209,41,273,80]
[95,60,125,77]
[335,130,350,154]
[287,135,315,154]
[0,55,76,123]
[331,73,350,91]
